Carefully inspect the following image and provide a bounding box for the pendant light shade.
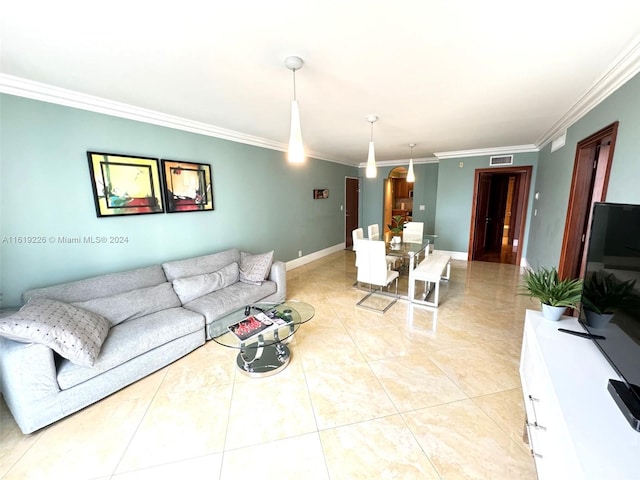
[365,115,378,178]
[285,56,304,164]
[407,143,416,183]
[288,99,304,163]
[366,141,376,178]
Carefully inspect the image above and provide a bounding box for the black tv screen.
[580,202,640,429]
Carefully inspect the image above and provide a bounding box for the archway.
[383,167,412,235]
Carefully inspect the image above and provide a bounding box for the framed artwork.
[87,151,164,217]
[313,188,329,199]
[161,159,213,213]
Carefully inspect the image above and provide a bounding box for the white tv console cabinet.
[520,310,639,479]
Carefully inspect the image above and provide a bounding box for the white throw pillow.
[0,298,110,367]
[239,251,274,285]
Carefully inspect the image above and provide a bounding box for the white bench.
[408,254,451,307]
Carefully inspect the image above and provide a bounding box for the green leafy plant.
[387,215,406,235]
[519,266,583,308]
[581,271,639,314]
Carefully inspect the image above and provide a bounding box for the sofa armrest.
[0,337,61,433]
[268,260,287,301]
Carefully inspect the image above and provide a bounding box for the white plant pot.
[391,236,401,244]
[541,303,566,321]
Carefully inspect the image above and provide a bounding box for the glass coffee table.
[211,301,315,378]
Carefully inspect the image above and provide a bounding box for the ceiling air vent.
[489,154,513,166]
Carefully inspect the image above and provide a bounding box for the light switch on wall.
[419,205,425,211]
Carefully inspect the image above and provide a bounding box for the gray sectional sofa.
[0,248,286,434]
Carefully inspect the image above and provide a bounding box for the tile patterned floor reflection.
[0,251,537,479]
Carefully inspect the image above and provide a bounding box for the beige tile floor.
[0,251,538,479]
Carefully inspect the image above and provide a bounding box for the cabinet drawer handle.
[524,421,544,459]
[526,420,547,431]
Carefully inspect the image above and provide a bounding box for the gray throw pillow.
[73,282,181,326]
[172,262,240,304]
[0,298,110,367]
[239,251,274,285]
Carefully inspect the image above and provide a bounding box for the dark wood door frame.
[558,121,618,280]
[345,176,359,248]
[468,166,533,265]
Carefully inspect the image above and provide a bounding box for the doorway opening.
[345,176,360,249]
[468,166,532,265]
[558,122,618,280]
[383,167,413,235]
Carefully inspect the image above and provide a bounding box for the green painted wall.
[0,95,357,307]
[435,153,539,254]
[360,162,439,238]
[526,71,640,269]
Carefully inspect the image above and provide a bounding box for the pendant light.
[365,115,379,178]
[285,56,304,164]
[407,143,416,183]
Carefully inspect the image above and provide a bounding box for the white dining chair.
[403,221,424,243]
[367,224,400,269]
[367,224,380,240]
[352,227,364,252]
[356,239,399,313]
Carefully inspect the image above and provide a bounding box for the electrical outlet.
[459,161,464,168]
[419,205,425,211]
[298,250,302,258]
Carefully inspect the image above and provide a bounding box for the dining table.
[385,235,435,270]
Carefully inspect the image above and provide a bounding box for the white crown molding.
[433,144,538,160]
[536,35,640,149]
[357,156,439,169]
[0,73,346,165]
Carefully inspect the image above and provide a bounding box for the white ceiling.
[2,0,640,166]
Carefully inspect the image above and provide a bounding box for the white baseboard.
[435,250,468,261]
[285,245,470,270]
[520,257,531,271]
[285,243,346,270]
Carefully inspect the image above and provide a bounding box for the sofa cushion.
[172,262,240,304]
[56,307,204,389]
[0,298,110,367]
[162,249,240,282]
[184,281,277,337]
[22,265,168,304]
[239,251,274,285]
[72,282,181,326]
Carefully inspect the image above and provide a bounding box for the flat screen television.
[580,202,640,431]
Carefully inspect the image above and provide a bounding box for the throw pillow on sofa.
[0,298,110,367]
[172,262,240,304]
[72,282,181,326]
[239,251,274,285]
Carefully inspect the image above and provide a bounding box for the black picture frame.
[161,159,214,213]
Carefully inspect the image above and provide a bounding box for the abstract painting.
[161,159,213,213]
[87,151,164,217]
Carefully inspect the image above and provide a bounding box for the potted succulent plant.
[581,271,639,328]
[519,266,583,321]
[387,215,406,244]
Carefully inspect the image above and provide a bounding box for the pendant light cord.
[292,69,297,101]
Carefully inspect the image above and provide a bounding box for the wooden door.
[345,177,359,249]
[473,173,493,258]
[558,122,617,280]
